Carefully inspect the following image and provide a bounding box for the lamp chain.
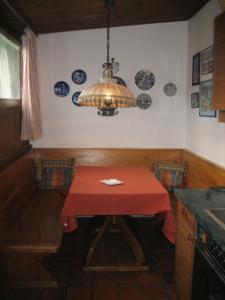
[106,6,110,65]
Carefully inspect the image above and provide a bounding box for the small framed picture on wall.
[199,80,217,117]
[192,52,201,86]
[202,46,213,75]
[191,93,199,108]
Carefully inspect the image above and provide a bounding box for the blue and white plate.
[54,81,70,97]
[72,69,87,84]
[136,93,152,109]
[135,70,155,90]
[163,83,177,97]
[72,91,81,106]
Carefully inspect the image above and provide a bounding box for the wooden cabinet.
[212,12,225,114]
[174,200,197,300]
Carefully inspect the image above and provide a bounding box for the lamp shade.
[78,79,136,110]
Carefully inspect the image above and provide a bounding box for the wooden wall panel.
[219,110,225,122]
[32,148,183,170]
[0,104,31,170]
[182,149,225,188]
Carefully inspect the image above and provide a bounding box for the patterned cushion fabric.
[35,158,75,190]
[153,161,187,192]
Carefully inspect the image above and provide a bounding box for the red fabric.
[61,166,176,244]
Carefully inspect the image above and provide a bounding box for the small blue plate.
[113,76,127,87]
[72,91,81,106]
[136,93,152,109]
[54,81,70,97]
[72,69,87,84]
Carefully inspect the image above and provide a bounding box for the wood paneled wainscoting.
[0,101,31,171]
[32,148,183,169]
[182,149,225,188]
[32,148,225,188]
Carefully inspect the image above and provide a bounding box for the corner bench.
[0,154,66,287]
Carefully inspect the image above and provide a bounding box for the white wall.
[186,0,225,167]
[33,22,188,149]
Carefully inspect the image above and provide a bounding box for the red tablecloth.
[61,166,176,244]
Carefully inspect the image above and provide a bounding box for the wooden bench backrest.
[0,153,37,239]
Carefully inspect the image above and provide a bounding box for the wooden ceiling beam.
[2,0,38,35]
[217,0,225,11]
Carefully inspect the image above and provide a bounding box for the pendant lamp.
[78,0,136,116]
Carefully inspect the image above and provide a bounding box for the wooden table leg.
[116,216,146,265]
[83,216,149,272]
[85,216,112,266]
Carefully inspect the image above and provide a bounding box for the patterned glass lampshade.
[78,77,135,116]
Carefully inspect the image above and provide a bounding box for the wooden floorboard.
[0,217,176,300]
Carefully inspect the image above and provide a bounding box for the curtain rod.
[2,0,38,36]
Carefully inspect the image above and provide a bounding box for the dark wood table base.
[83,216,149,272]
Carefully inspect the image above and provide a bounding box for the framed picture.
[199,80,217,117]
[192,52,200,86]
[191,93,199,108]
[202,46,213,75]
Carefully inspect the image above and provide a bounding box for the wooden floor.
[0,217,176,300]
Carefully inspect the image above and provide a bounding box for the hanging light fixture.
[78,0,136,116]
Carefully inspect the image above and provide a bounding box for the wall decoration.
[72,91,81,106]
[191,92,199,108]
[192,52,200,86]
[113,76,127,87]
[199,80,216,117]
[72,69,87,84]
[136,93,152,109]
[163,82,177,97]
[202,46,213,75]
[135,70,155,90]
[54,81,70,97]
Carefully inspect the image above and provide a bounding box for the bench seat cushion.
[1,190,66,252]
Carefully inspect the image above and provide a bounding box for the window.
[0,33,21,100]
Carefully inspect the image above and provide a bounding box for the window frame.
[0,28,22,108]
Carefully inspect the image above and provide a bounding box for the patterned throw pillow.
[35,158,76,190]
[153,161,187,192]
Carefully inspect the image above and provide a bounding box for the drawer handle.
[187,234,194,244]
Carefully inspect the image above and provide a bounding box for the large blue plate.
[72,69,87,84]
[54,81,70,97]
[135,70,155,90]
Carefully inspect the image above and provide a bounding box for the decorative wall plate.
[135,70,155,90]
[54,81,70,97]
[72,69,87,84]
[72,91,81,106]
[136,93,152,109]
[163,83,177,97]
[113,76,127,87]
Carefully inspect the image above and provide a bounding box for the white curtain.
[21,28,42,140]
[0,34,20,99]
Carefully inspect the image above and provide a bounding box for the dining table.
[61,166,176,271]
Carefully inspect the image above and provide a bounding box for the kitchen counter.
[175,189,225,251]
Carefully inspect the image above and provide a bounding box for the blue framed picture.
[199,80,217,117]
